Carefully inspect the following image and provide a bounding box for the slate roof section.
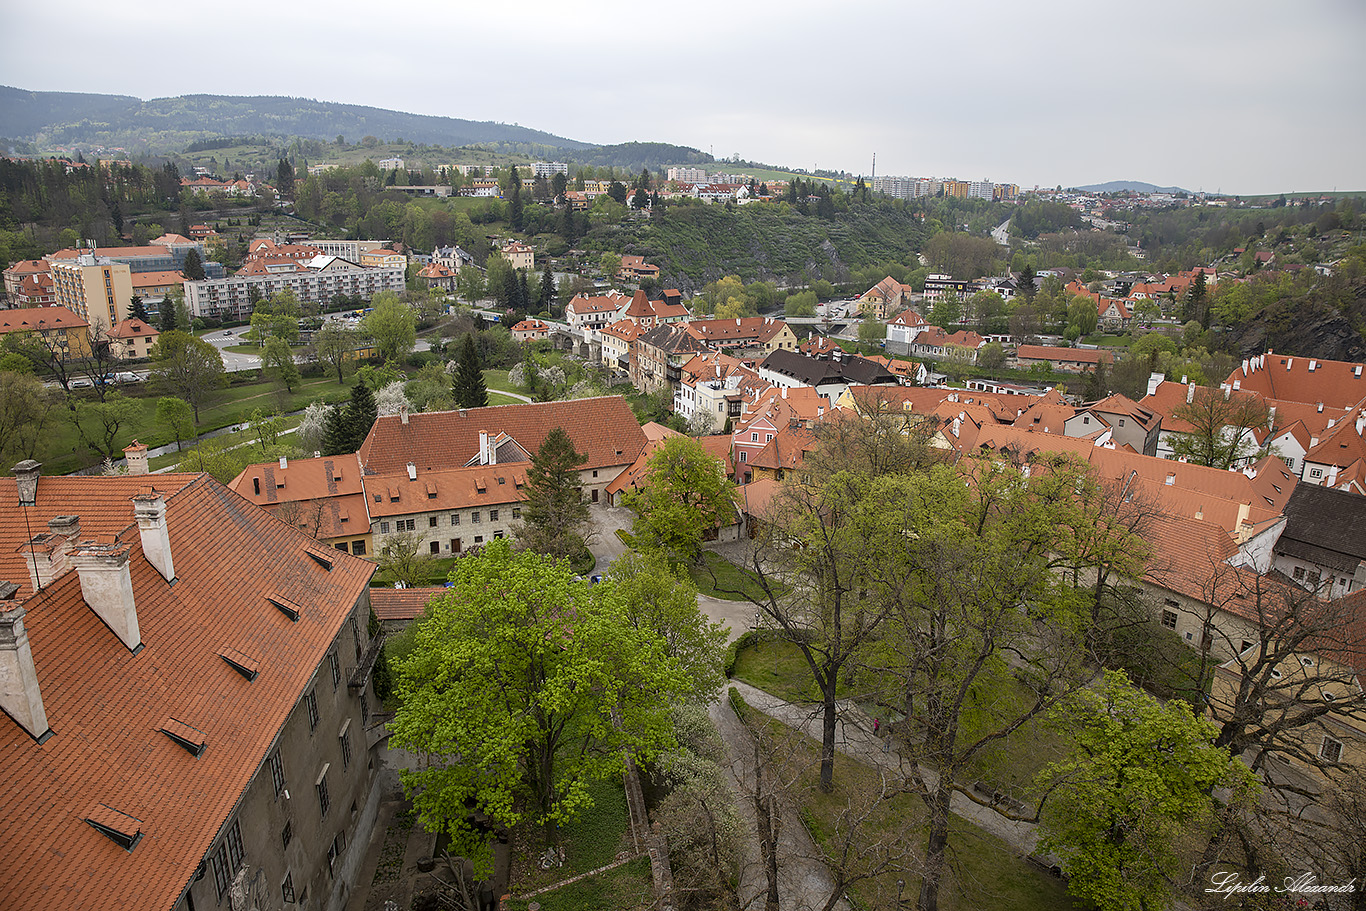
[0,472,374,911]
[1276,483,1366,574]
[357,397,647,477]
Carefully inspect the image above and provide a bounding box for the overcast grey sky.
[4,0,1363,195]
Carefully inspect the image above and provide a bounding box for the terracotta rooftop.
[1227,351,1366,411]
[371,587,446,623]
[0,305,88,335]
[1016,345,1112,365]
[130,270,187,289]
[357,397,647,477]
[107,318,159,340]
[0,472,374,910]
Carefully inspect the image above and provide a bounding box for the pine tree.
[517,271,531,312]
[129,296,150,324]
[345,381,379,450]
[182,248,206,281]
[507,168,524,232]
[539,265,555,313]
[322,404,351,456]
[514,426,589,560]
[158,294,179,332]
[452,335,489,408]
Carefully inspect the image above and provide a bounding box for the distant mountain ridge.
[1073,180,1192,195]
[0,86,594,150]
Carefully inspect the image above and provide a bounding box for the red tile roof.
[0,305,88,335]
[357,398,647,477]
[0,473,374,910]
[371,587,446,623]
[130,270,187,290]
[1227,352,1366,411]
[107,317,159,340]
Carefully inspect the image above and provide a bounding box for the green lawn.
[370,555,461,588]
[732,693,1077,911]
[504,776,641,906]
[502,857,652,911]
[482,368,517,393]
[687,551,779,602]
[488,391,524,406]
[731,638,853,705]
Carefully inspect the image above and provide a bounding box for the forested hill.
[596,203,929,293]
[0,87,593,151]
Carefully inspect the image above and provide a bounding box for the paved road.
[710,688,852,911]
[202,328,262,372]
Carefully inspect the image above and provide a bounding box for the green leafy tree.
[389,542,689,872]
[514,426,589,561]
[313,322,356,384]
[363,292,416,363]
[0,370,56,464]
[1067,295,1099,337]
[857,315,883,345]
[928,292,961,328]
[506,167,524,231]
[626,436,738,566]
[1037,670,1255,911]
[155,397,196,452]
[261,337,300,392]
[456,264,486,302]
[149,330,225,421]
[452,334,488,408]
[607,551,726,702]
[538,264,555,313]
[376,531,430,587]
[69,393,141,461]
[158,290,181,332]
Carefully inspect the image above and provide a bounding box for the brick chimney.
[132,490,174,583]
[123,440,149,476]
[0,585,51,742]
[71,544,141,652]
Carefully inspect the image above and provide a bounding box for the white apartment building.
[185,257,405,321]
[532,161,569,178]
[667,167,707,184]
[872,176,915,200]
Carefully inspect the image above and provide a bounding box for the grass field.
[686,551,780,602]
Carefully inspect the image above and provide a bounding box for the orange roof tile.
[371,587,446,623]
[357,398,647,477]
[0,305,88,335]
[1228,352,1366,410]
[0,473,374,910]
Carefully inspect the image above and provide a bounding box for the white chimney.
[132,490,174,583]
[400,404,409,425]
[1146,372,1164,397]
[23,516,80,591]
[71,544,141,652]
[1222,384,1231,400]
[406,462,417,481]
[123,440,149,477]
[279,455,288,470]
[1267,405,1276,430]
[1187,383,1195,404]
[1357,410,1366,435]
[478,430,489,465]
[1232,380,1240,391]
[0,587,51,742]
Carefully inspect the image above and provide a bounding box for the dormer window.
[160,718,207,757]
[85,804,144,851]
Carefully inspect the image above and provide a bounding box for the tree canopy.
[452,334,489,408]
[627,436,738,566]
[149,330,225,420]
[389,542,690,873]
[363,292,416,363]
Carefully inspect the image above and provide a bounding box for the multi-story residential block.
[872,176,915,200]
[684,317,798,355]
[501,242,534,271]
[49,255,134,333]
[0,462,383,911]
[356,400,647,537]
[377,157,405,171]
[666,167,707,184]
[48,236,220,276]
[184,257,406,321]
[531,161,569,178]
[359,248,407,270]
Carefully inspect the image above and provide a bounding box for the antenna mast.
[872,152,876,183]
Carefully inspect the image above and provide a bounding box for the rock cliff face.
[1225,277,1366,363]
